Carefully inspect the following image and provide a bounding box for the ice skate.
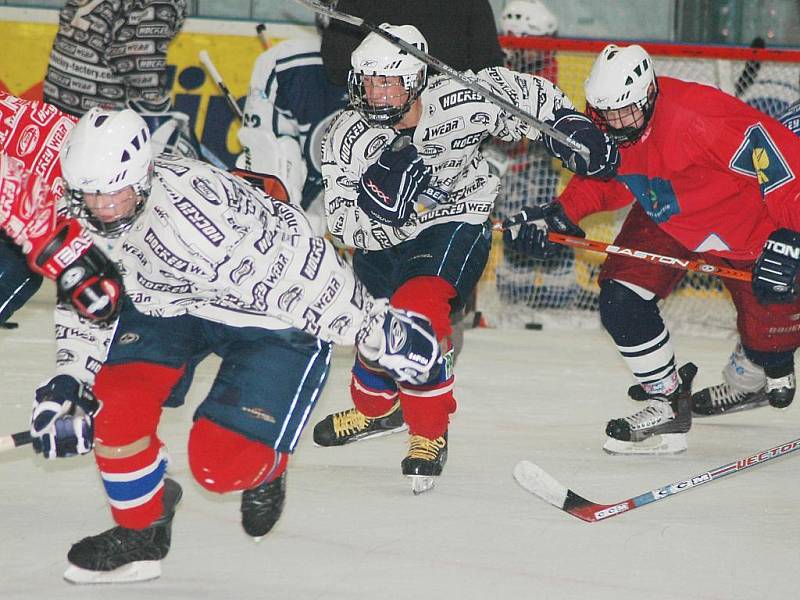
[241,472,286,541]
[312,402,406,446]
[765,373,795,409]
[604,363,696,455]
[401,432,447,495]
[63,478,182,584]
[691,383,769,416]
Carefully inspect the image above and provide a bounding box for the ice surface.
[1,287,798,599]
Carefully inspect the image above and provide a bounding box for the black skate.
[241,472,286,540]
[691,383,769,416]
[64,478,182,584]
[766,373,795,409]
[605,363,696,455]
[401,432,448,495]
[312,402,406,447]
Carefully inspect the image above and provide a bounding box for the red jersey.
[560,77,800,261]
[0,92,78,255]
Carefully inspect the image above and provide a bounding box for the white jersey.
[321,67,572,250]
[54,155,382,384]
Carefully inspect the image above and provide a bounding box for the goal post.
[477,35,800,333]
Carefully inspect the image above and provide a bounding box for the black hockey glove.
[357,140,431,227]
[30,375,101,459]
[502,202,585,260]
[752,228,800,304]
[545,108,620,180]
[357,304,442,386]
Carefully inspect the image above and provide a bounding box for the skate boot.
[401,432,448,495]
[312,402,406,446]
[63,478,182,584]
[604,363,696,455]
[691,383,768,416]
[241,472,286,541]
[766,372,796,409]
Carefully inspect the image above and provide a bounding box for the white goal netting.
[477,36,800,335]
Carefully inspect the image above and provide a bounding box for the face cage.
[347,70,426,128]
[587,82,659,147]
[68,184,149,239]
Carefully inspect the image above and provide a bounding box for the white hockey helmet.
[585,44,658,145]
[348,24,428,127]
[61,107,154,237]
[501,0,558,36]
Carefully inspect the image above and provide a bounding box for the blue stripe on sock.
[353,359,398,393]
[102,458,168,503]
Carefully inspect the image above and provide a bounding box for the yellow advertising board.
[0,19,265,166]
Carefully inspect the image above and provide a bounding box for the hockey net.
[477,36,800,334]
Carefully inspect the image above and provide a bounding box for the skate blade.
[63,560,162,584]
[408,475,436,495]
[603,433,687,455]
[692,399,770,418]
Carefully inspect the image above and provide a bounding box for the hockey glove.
[357,304,441,386]
[29,219,124,323]
[30,375,101,459]
[357,139,431,227]
[502,202,585,259]
[545,108,620,180]
[752,228,800,304]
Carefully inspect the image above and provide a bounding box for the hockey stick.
[198,50,244,121]
[514,437,800,522]
[0,430,32,453]
[290,0,589,163]
[256,23,270,50]
[491,224,752,282]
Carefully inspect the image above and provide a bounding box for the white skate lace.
[708,383,749,408]
[624,400,674,431]
[766,373,795,394]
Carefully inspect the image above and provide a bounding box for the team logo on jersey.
[439,89,484,111]
[329,313,353,336]
[230,256,255,285]
[470,112,491,126]
[278,285,304,313]
[364,134,390,160]
[451,131,484,150]
[729,123,794,196]
[191,176,222,205]
[16,125,40,157]
[419,144,446,158]
[340,120,369,164]
[422,117,464,141]
[617,174,680,224]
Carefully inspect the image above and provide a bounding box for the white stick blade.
[513,460,569,509]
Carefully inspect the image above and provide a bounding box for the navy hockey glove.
[30,375,100,459]
[357,139,431,227]
[752,228,800,304]
[502,202,585,259]
[357,305,442,385]
[545,108,620,179]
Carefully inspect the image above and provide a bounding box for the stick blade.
[513,460,569,509]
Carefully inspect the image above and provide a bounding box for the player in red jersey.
[0,91,122,325]
[503,44,800,454]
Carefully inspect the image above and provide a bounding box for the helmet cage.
[67,171,151,238]
[348,69,426,127]
[587,80,658,146]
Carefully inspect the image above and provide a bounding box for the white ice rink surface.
[2,291,799,600]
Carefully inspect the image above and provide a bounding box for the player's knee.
[93,362,184,445]
[189,417,287,493]
[599,279,661,338]
[391,276,456,339]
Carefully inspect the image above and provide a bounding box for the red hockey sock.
[390,276,456,339]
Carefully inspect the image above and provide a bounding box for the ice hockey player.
[312,24,619,493]
[29,107,442,583]
[687,98,800,416]
[0,92,123,327]
[504,44,800,454]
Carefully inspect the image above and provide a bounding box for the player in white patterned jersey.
[313,24,619,493]
[30,107,442,584]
